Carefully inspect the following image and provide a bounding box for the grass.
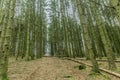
[74,64,118,80]
[63,75,73,78]
[88,73,111,80]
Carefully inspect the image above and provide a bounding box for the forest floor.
[8,57,120,80]
[8,57,85,80]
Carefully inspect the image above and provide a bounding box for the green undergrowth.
[63,75,72,78]
[63,75,76,80]
[0,77,9,80]
[74,65,112,80]
[114,67,120,74]
[88,72,111,80]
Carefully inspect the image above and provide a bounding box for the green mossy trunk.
[0,0,16,80]
[76,0,100,73]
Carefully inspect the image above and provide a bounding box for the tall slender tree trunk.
[0,0,16,79]
[76,0,100,73]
